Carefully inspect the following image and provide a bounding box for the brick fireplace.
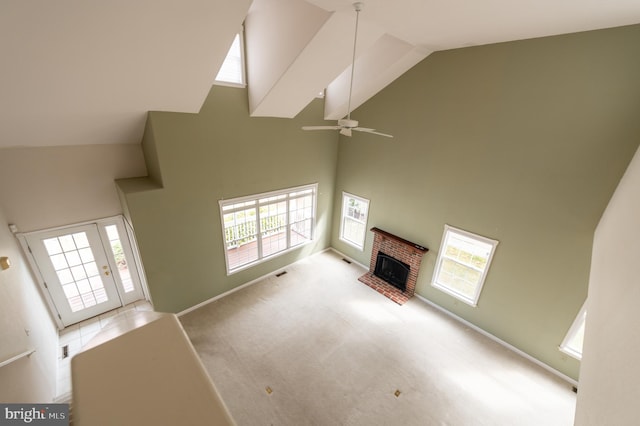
[358,227,428,305]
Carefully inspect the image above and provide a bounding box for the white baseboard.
[414,293,578,388]
[177,248,333,317]
[328,247,369,270]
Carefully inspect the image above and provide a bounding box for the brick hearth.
[358,227,428,305]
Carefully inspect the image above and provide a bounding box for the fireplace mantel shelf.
[370,227,428,254]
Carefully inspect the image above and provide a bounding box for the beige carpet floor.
[180,250,576,425]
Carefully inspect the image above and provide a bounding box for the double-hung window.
[339,192,370,250]
[431,225,498,306]
[219,184,317,274]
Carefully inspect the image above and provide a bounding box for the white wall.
[0,144,147,232]
[574,145,640,425]
[0,143,147,401]
[0,206,58,402]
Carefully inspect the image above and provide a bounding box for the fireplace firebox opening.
[374,253,410,292]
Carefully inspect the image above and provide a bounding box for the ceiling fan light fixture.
[338,118,358,128]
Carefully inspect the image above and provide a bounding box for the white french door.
[23,217,146,327]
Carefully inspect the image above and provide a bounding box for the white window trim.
[339,191,370,251]
[219,183,318,275]
[214,27,246,88]
[15,215,149,329]
[431,224,499,307]
[560,301,587,360]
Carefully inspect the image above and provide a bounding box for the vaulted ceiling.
[2,0,640,148]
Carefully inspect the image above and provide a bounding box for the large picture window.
[431,225,498,306]
[339,192,370,250]
[219,184,317,274]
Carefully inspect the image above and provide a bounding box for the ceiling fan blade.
[302,126,341,131]
[340,128,352,137]
[354,127,394,138]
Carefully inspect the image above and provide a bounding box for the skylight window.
[215,31,245,87]
[560,301,587,360]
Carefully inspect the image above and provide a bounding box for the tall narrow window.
[560,301,587,360]
[220,184,317,274]
[431,225,498,306]
[214,31,245,87]
[339,192,370,250]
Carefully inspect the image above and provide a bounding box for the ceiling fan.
[302,2,393,138]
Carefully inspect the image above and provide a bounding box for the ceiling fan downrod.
[346,2,364,122]
[300,1,393,138]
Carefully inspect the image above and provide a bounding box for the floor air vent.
[342,258,352,264]
[275,271,287,277]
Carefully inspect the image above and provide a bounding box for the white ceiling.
[2,0,640,148]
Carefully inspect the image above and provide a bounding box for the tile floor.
[56,300,153,400]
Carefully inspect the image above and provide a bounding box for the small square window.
[560,301,586,360]
[431,225,498,306]
[339,192,370,250]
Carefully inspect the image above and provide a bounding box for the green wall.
[331,24,640,380]
[117,85,338,313]
[118,24,640,381]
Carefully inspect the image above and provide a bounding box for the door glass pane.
[105,225,119,241]
[84,261,99,277]
[89,276,104,290]
[81,293,97,307]
[69,296,83,312]
[50,253,68,270]
[65,251,82,267]
[57,269,74,284]
[77,279,91,294]
[58,235,76,252]
[44,232,111,313]
[94,288,108,303]
[72,232,90,248]
[70,265,87,281]
[78,247,94,263]
[44,238,63,255]
[63,284,79,298]
[104,225,134,293]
